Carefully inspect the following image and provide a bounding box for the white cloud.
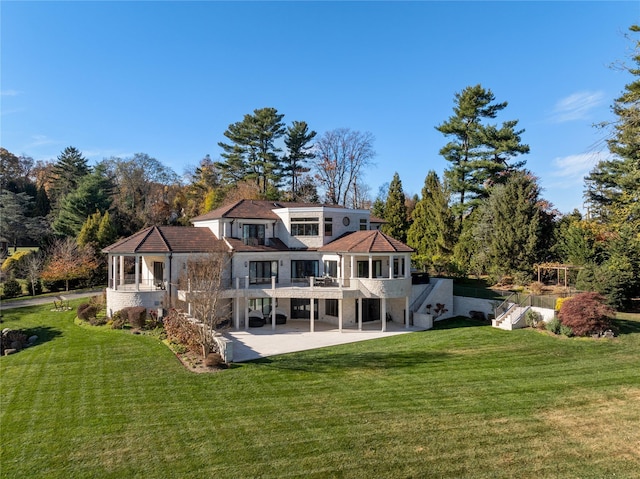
[551,91,605,122]
[549,151,608,187]
[0,89,20,97]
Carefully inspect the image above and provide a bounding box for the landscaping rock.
[4,348,17,356]
[28,335,38,344]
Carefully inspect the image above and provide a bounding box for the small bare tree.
[20,251,44,296]
[179,250,231,357]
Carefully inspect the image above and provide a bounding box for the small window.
[360,218,367,231]
[324,217,333,236]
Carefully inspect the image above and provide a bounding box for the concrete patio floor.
[225,320,425,362]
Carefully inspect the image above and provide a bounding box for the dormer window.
[291,217,319,236]
[243,224,265,246]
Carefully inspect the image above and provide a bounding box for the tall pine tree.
[381,172,408,242]
[436,85,529,222]
[216,107,286,195]
[282,121,316,200]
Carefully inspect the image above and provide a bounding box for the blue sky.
[2,1,638,214]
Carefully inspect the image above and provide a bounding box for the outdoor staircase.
[492,293,532,330]
[492,305,530,330]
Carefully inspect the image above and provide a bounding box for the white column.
[381,298,387,332]
[405,256,410,279]
[310,298,315,332]
[244,300,249,331]
[368,255,373,279]
[388,255,394,278]
[271,304,276,330]
[350,255,355,279]
[338,299,343,333]
[119,256,125,286]
[405,296,410,329]
[134,255,140,292]
[107,255,113,289]
[358,298,363,331]
[234,297,240,330]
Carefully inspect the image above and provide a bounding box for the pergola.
[536,262,581,287]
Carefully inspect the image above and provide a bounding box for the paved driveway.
[225,320,423,362]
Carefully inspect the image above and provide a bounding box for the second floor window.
[324,217,333,236]
[291,217,319,236]
[243,224,265,246]
[291,260,319,279]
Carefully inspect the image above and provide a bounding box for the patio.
[225,319,424,362]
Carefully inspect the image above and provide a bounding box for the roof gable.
[319,230,413,254]
[103,226,226,254]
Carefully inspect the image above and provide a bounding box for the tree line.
[1,26,638,308]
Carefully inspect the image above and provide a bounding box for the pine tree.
[50,146,90,208]
[282,121,316,199]
[585,25,640,229]
[436,84,529,221]
[381,173,408,242]
[407,171,456,271]
[216,107,286,194]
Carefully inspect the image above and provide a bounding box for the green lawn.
[1,303,639,478]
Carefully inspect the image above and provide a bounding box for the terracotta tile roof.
[224,237,292,253]
[318,230,413,254]
[191,199,346,222]
[103,226,227,254]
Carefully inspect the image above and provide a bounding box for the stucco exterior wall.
[106,290,166,317]
[453,296,498,320]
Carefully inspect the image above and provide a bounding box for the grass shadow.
[614,319,640,335]
[250,348,452,373]
[2,325,62,352]
[431,316,490,330]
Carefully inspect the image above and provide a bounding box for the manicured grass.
[1,303,639,478]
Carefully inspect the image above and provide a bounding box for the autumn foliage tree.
[558,292,616,337]
[41,238,99,291]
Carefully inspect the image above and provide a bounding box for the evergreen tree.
[77,211,101,248]
[216,107,286,194]
[472,171,543,283]
[52,163,114,237]
[381,172,408,242]
[585,25,640,230]
[407,171,456,272]
[50,146,90,208]
[33,184,51,218]
[283,121,316,199]
[436,84,529,221]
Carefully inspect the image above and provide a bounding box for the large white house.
[104,199,436,332]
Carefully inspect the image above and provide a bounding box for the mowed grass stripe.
[1,303,639,478]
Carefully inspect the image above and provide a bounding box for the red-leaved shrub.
[558,292,615,337]
[163,309,202,354]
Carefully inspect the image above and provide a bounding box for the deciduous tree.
[313,128,375,205]
[41,238,99,291]
[179,251,231,357]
